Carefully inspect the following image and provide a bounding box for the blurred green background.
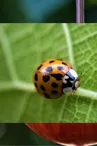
[0,0,97,22]
[0,124,60,145]
[0,0,75,22]
[85,0,97,22]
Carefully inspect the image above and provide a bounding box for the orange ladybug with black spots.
[33,58,80,99]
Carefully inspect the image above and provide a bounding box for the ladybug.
[33,58,80,99]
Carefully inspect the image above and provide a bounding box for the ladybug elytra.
[33,58,80,99]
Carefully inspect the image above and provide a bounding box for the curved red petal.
[26,123,97,146]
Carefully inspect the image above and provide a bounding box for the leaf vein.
[0,25,18,81]
[62,23,75,68]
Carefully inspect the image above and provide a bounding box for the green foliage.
[87,0,97,4]
[0,23,97,122]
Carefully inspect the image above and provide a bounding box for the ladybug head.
[62,69,80,93]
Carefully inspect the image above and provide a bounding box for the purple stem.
[76,0,84,23]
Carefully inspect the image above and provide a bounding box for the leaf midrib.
[0,23,97,100]
[1,23,97,122]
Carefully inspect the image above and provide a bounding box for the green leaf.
[0,23,97,122]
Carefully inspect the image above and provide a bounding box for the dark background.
[0,0,97,22]
[85,0,97,22]
[0,124,60,145]
[0,0,75,22]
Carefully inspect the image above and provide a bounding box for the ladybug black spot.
[57,66,64,70]
[40,85,45,91]
[62,62,67,66]
[52,90,58,94]
[43,75,50,82]
[37,64,43,70]
[49,60,55,63]
[44,92,50,98]
[51,82,58,88]
[35,73,38,81]
[46,66,52,72]
[51,73,63,80]
[34,83,37,88]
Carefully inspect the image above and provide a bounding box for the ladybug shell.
[33,58,72,99]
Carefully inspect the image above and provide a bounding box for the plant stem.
[76,0,85,23]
